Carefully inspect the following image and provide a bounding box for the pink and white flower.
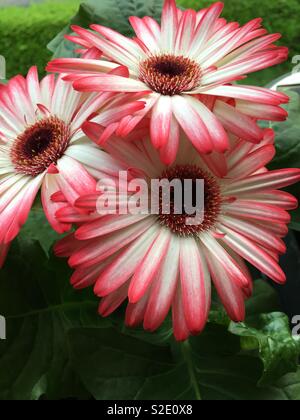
[47,0,289,164]
[54,130,300,341]
[0,66,144,265]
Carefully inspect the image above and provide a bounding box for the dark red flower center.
[139,54,202,96]
[158,165,221,236]
[10,116,70,176]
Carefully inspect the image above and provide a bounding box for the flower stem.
[181,340,202,401]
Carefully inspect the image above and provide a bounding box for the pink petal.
[125,291,150,328]
[75,214,149,241]
[93,225,159,297]
[71,263,106,290]
[70,218,155,269]
[99,282,129,317]
[47,58,119,75]
[172,285,191,342]
[159,115,180,165]
[223,200,291,224]
[161,0,178,51]
[200,232,249,288]
[228,145,275,178]
[71,25,138,67]
[236,101,288,122]
[180,238,211,334]
[204,248,246,322]
[54,233,83,258]
[214,100,264,143]
[90,24,144,59]
[150,95,172,148]
[56,156,97,206]
[240,190,298,210]
[41,175,72,234]
[73,74,149,93]
[172,95,213,153]
[201,152,228,178]
[185,95,229,152]
[219,215,286,254]
[220,225,286,284]
[129,16,161,53]
[201,84,288,105]
[0,175,42,244]
[128,229,172,304]
[189,2,224,57]
[143,235,180,331]
[225,169,300,195]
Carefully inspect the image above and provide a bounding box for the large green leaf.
[19,203,60,255]
[290,208,300,232]
[244,280,281,319]
[0,238,100,400]
[261,89,300,231]
[68,282,300,400]
[48,0,164,58]
[68,327,174,400]
[229,313,300,386]
[1,241,299,400]
[229,281,300,386]
[69,323,300,400]
[268,89,300,171]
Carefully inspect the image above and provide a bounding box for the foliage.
[48,0,165,58]
[0,1,80,79]
[262,88,300,231]
[1,228,300,400]
[0,210,299,400]
[0,0,299,84]
[269,90,300,171]
[48,0,296,86]
[0,0,300,401]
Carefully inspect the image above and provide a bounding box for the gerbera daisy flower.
[54,129,300,341]
[47,0,289,164]
[0,66,144,265]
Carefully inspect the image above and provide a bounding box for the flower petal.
[128,228,172,304]
[144,235,180,331]
[180,237,211,334]
[172,95,213,153]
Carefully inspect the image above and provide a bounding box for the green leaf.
[290,208,300,232]
[1,244,299,400]
[208,280,281,328]
[68,327,174,400]
[229,281,300,386]
[268,89,300,172]
[0,237,101,400]
[229,313,300,386]
[19,202,60,255]
[245,280,281,319]
[67,282,299,401]
[48,0,164,58]
[69,322,300,400]
[262,89,300,212]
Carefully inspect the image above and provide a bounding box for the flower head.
[54,130,300,341]
[48,0,289,164]
[0,66,144,264]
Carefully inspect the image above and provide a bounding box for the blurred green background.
[0,0,298,85]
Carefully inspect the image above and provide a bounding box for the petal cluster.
[48,0,289,163]
[0,0,299,341]
[0,67,140,251]
[54,132,300,340]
